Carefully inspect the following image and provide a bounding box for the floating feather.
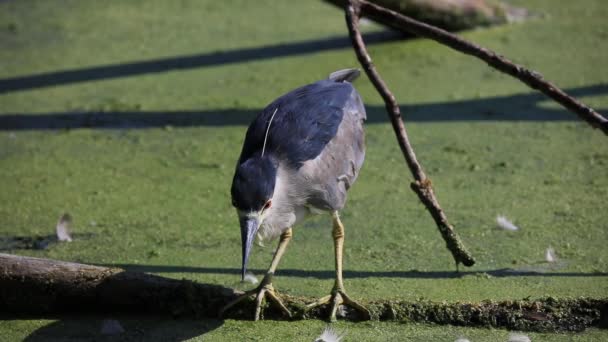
[56,213,73,242]
[507,333,531,342]
[545,247,556,263]
[243,272,259,285]
[496,215,519,231]
[314,327,344,342]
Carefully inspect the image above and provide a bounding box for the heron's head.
[231,154,278,280]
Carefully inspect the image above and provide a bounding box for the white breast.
[257,166,310,243]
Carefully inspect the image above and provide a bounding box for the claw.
[265,288,291,316]
[306,288,370,322]
[219,282,291,320]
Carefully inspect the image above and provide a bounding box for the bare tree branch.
[352,0,608,135]
[1,253,605,331]
[324,0,526,32]
[346,1,476,267]
[344,0,608,267]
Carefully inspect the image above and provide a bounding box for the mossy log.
[1,253,606,332]
[324,0,527,31]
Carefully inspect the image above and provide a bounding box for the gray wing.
[296,87,366,211]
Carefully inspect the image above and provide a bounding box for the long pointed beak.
[240,215,260,281]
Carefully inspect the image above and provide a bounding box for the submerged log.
[324,0,529,31]
[1,253,606,332]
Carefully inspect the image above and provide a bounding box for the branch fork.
[345,0,608,267]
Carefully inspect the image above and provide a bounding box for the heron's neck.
[258,163,302,241]
[272,165,289,202]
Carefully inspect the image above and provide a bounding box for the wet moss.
[359,297,607,332]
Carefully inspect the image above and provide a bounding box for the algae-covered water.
[1,0,607,340]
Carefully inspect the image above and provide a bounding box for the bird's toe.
[220,283,291,321]
[306,289,370,322]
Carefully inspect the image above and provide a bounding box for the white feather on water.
[56,213,73,242]
[507,333,531,342]
[545,247,556,262]
[314,327,344,342]
[496,215,520,231]
[243,272,259,285]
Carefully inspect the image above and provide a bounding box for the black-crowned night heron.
[221,68,369,321]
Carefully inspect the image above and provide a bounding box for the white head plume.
[261,107,278,158]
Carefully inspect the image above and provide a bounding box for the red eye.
[263,200,272,210]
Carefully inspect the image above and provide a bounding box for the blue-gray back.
[238,79,355,169]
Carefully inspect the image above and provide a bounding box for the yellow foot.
[306,288,370,322]
[219,282,291,321]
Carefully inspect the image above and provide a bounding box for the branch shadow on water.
[0,31,405,94]
[1,84,606,130]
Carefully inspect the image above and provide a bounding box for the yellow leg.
[219,228,293,320]
[333,211,346,291]
[307,212,370,322]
